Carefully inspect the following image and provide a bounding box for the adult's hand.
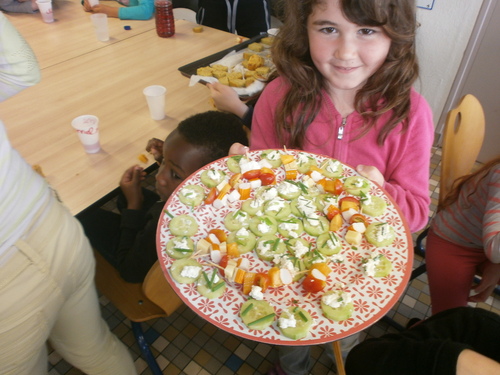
[468,261,500,303]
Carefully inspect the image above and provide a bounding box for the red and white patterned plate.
[156,150,413,345]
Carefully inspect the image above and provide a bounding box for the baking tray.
[178,33,269,79]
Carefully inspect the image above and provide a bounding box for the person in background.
[345,307,500,375]
[230,0,434,374]
[426,156,500,315]
[196,0,272,38]
[78,111,249,283]
[0,12,137,374]
[83,0,154,20]
[0,0,38,13]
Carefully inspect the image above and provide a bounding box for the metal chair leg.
[131,321,163,375]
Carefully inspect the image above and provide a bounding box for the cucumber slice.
[178,185,205,207]
[278,306,314,340]
[169,214,198,237]
[170,258,203,284]
[363,254,392,277]
[290,195,317,217]
[249,215,278,237]
[240,299,275,330]
[303,215,330,237]
[316,232,342,256]
[263,198,292,219]
[241,198,264,216]
[165,236,194,259]
[227,155,245,173]
[296,152,318,174]
[344,176,371,196]
[321,290,354,321]
[197,270,226,299]
[302,249,329,269]
[255,234,287,261]
[260,149,283,168]
[320,159,343,178]
[365,222,396,247]
[277,180,302,200]
[286,238,312,259]
[200,169,226,188]
[315,193,339,212]
[227,229,257,254]
[361,195,387,217]
[224,210,251,231]
[278,218,304,239]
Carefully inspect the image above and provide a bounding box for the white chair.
[173,8,197,23]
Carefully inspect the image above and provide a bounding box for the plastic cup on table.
[90,13,109,42]
[143,85,167,120]
[88,0,99,6]
[36,0,54,23]
[71,115,101,154]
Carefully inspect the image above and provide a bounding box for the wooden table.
[1,8,243,215]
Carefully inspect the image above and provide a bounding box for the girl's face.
[307,0,391,98]
[155,131,207,201]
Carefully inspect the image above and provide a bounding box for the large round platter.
[156,150,413,345]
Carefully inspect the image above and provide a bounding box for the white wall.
[414,0,484,130]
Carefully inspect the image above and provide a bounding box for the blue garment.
[118,0,154,20]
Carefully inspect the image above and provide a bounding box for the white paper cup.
[71,115,101,153]
[36,0,54,23]
[88,0,99,6]
[143,85,167,120]
[90,13,109,42]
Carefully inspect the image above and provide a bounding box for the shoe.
[267,362,288,375]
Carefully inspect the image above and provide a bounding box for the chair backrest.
[439,94,485,205]
[173,8,197,23]
[143,261,183,316]
[93,251,182,322]
[171,0,198,11]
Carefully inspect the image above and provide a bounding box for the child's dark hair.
[272,0,419,148]
[177,111,249,164]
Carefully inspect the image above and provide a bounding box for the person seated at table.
[345,306,500,375]
[78,110,248,283]
[0,0,38,13]
[425,155,500,315]
[196,0,272,38]
[82,0,153,21]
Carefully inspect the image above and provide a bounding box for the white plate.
[156,150,413,345]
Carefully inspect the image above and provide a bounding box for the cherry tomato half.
[243,169,261,180]
[302,274,326,293]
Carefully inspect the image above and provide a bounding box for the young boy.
[78,110,248,283]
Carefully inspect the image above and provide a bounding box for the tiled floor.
[48,146,500,375]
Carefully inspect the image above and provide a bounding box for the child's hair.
[177,111,249,164]
[439,156,500,212]
[272,0,419,148]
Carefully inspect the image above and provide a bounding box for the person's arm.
[207,82,251,125]
[457,349,500,375]
[377,92,434,232]
[118,0,153,20]
[0,12,40,101]
[0,0,37,13]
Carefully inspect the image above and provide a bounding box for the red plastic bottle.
[155,0,175,38]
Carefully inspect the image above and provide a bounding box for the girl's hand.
[468,261,500,303]
[228,142,249,156]
[356,164,385,186]
[207,82,249,119]
[119,165,146,209]
[146,138,164,164]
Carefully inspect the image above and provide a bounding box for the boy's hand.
[146,138,164,164]
[120,165,146,210]
[356,164,385,186]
